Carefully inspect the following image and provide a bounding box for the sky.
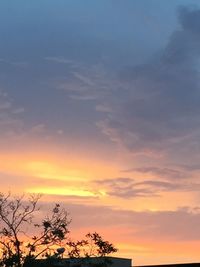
[1,0,200,265]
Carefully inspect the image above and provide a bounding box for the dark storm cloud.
[97,6,200,155]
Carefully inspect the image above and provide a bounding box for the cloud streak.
[123,166,188,180]
[45,201,200,242]
[94,177,200,199]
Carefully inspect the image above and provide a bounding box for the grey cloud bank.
[40,201,200,242]
[97,6,200,159]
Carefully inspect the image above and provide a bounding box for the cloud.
[1,194,199,242]
[123,167,188,180]
[55,60,120,102]
[94,177,200,199]
[95,177,156,198]
[0,90,24,139]
[0,172,102,199]
[12,107,25,114]
[0,89,62,146]
[177,164,200,172]
[96,6,200,156]
[134,180,200,193]
[41,201,200,242]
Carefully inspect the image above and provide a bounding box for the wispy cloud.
[123,167,188,180]
[95,177,156,198]
[58,63,117,101]
[0,90,24,139]
[94,177,200,199]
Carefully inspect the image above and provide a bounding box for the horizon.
[1,0,200,265]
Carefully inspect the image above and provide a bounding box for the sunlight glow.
[28,187,98,197]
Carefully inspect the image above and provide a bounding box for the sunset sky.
[1,0,200,265]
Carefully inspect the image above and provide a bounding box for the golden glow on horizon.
[0,150,197,211]
[26,160,85,181]
[1,147,200,265]
[0,151,119,180]
[27,187,105,197]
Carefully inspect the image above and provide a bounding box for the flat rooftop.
[137,263,200,267]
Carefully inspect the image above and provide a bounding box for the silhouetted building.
[137,263,200,267]
[31,256,132,267]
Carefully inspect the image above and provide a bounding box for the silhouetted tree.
[65,232,118,267]
[0,193,70,267]
[66,232,117,258]
[0,193,117,267]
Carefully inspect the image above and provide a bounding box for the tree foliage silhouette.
[0,193,117,267]
[66,232,117,258]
